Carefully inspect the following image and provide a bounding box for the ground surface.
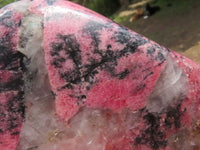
[112,0,200,64]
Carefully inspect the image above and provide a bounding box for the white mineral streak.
[15,11,75,150]
[146,57,187,113]
[37,108,140,150]
[17,14,50,101]
[16,10,65,150]
[0,0,30,19]
[12,0,31,13]
[17,13,43,59]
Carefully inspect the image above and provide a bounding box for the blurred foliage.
[0,0,121,16]
[70,0,121,16]
[1,0,198,17]
[87,0,120,16]
[0,0,17,8]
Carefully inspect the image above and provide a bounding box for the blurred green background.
[0,0,17,8]
[0,0,200,63]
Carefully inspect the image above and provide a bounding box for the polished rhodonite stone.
[0,0,200,150]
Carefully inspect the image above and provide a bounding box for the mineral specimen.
[0,0,200,150]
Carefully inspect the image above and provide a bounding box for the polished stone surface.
[0,0,200,150]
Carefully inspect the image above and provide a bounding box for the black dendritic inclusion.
[135,100,184,150]
[0,58,25,137]
[0,14,25,138]
[147,44,169,63]
[7,92,25,133]
[164,104,182,129]
[0,27,26,72]
[114,28,147,56]
[0,33,15,70]
[82,21,114,49]
[51,34,82,89]
[135,112,167,149]
[51,22,149,90]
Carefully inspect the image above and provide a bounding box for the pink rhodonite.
[0,0,200,150]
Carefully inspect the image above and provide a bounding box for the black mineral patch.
[18,33,29,49]
[50,43,63,56]
[0,11,25,139]
[0,129,3,133]
[0,51,25,71]
[147,47,156,56]
[83,21,112,48]
[60,69,82,85]
[156,51,166,62]
[60,34,82,67]
[18,19,22,27]
[7,91,25,115]
[118,69,130,79]
[0,34,13,69]
[0,74,23,92]
[51,35,84,89]
[0,11,15,28]
[164,104,182,128]
[107,44,112,49]
[11,131,20,135]
[114,28,132,44]
[143,71,154,80]
[146,44,169,65]
[135,97,185,149]
[81,95,86,99]
[51,57,65,68]
[114,28,148,57]
[0,32,26,71]
[136,83,146,91]
[0,91,25,135]
[135,112,167,150]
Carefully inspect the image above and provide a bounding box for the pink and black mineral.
[0,0,200,150]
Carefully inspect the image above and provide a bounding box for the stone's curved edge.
[29,0,112,22]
